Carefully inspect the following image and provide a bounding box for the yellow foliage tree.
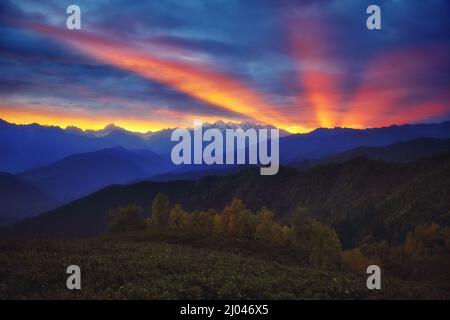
[341,248,373,274]
[255,207,274,242]
[169,204,184,228]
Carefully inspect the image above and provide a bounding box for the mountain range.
[0,119,289,173]
[279,121,450,163]
[2,118,450,173]
[291,137,450,170]
[1,118,450,233]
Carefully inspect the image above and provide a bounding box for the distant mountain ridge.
[3,118,450,172]
[19,147,173,204]
[279,121,450,163]
[0,119,292,172]
[0,119,119,172]
[291,137,450,170]
[0,172,56,227]
[2,118,450,173]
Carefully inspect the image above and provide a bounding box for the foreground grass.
[0,236,448,299]
[0,238,366,299]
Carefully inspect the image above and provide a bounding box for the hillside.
[292,137,450,170]
[0,172,56,227]
[3,153,449,247]
[325,137,450,163]
[19,147,172,203]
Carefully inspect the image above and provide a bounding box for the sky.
[0,0,449,133]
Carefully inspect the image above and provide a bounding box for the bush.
[295,218,342,269]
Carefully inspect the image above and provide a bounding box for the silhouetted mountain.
[279,121,450,163]
[71,124,148,149]
[2,118,450,175]
[142,120,291,155]
[0,172,56,227]
[291,137,450,170]
[81,119,450,164]
[0,120,122,172]
[0,119,292,172]
[3,153,449,247]
[20,147,173,203]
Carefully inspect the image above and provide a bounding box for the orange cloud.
[27,23,300,131]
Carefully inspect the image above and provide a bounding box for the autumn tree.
[401,223,450,258]
[221,205,234,235]
[237,209,258,238]
[270,224,285,246]
[255,207,274,242]
[151,193,171,227]
[341,248,373,274]
[226,199,255,237]
[213,213,226,234]
[196,211,215,232]
[295,218,342,269]
[169,204,185,228]
[179,210,198,229]
[228,211,239,235]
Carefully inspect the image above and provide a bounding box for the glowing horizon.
[0,103,251,133]
[2,111,449,136]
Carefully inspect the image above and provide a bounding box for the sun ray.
[26,23,299,131]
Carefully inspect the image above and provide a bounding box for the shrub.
[295,218,342,269]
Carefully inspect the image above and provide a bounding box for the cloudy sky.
[0,0,449,132]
